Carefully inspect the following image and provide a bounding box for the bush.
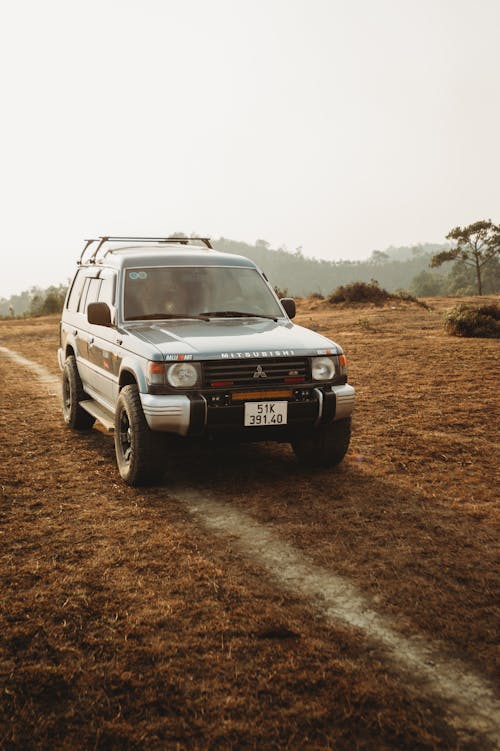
[393,289,430,309]
[327,280,429,308]
[444,303,500,338]
[328,280,392,305]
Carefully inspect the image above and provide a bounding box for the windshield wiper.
[127,313,209,321]
[200,310,278,322]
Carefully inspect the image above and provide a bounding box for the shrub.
[308,291,324,300]
[328,280,390,305]
[393,289,430,309]
[327,280,429,308]
[444,303,500,338]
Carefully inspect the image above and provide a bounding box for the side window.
[98,272,116,306]
[86,278,102,309]
[77,279,91,313]
[77,277,101,314]
[66,270,86,312]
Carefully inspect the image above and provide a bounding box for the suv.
[59,236,355,485]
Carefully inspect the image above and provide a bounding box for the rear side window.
[86,278,101,308]
[77,279,91,313]
[66,270,86,312]
[77,277,101,313]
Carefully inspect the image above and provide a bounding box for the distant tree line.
[0,284,67,318]
[215,236,500,297]
[1,224,498,318]
[214,238,453,296]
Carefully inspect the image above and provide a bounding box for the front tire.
[114,384,163,486]
[62,355,95,430]
[292,417,351,467]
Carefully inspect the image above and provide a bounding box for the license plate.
[244,401,288,426]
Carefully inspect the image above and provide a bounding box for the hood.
[123,318,341,360]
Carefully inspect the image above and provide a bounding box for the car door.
[61,271,101,393]
[86,269,121,407]
[61,268,86,364]
[76,276,103,394]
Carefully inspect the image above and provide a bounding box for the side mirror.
[280,297,296,319]
[87,302,112,327]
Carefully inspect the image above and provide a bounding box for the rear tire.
[292,417,351,467]
[114,384,164,486]
[62,355,95,430]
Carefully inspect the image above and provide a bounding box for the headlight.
[166,362,200,388]
[311,356,336,381]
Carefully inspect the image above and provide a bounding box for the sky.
[1,0,499,298]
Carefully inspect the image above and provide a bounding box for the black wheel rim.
[119,408,132,463]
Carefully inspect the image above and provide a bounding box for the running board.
[80,399,115,432]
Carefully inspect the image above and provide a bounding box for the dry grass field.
[0,297,498,750]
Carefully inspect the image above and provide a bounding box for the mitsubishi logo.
[253,364,268,379]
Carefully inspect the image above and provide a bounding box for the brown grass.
[0,298,499,750]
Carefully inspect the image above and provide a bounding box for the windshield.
[123,266,284,321]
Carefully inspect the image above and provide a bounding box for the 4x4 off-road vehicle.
[59,236,355,485]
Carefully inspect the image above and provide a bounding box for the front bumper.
[331,383,355,420]
[140,384,355,437]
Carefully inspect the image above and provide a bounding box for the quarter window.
[86,278,101,308]
[77,279,91,313]
[77,277,101,313]
[66,270,86,312]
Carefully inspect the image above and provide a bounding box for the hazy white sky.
[1,0,499,297]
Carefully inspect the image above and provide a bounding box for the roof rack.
[78,236,213,265]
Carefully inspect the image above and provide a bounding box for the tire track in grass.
[174,486,500,748]
[2,344,499,749]
[0,346,60,393]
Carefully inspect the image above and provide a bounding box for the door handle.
[88,337,95,349]
[73,329,78,336]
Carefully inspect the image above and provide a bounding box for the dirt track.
[1,298,499,750]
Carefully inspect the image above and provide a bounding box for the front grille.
[203,357,309,387]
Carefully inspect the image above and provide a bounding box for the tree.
[447,257,500,296]
[370,250,389,264]
[410,270,447,297]
[28,284,67,317]
[255,239,270,249]
[431,220,500,295]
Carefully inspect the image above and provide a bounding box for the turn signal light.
[147,361,166,384]
[232,389,292,401]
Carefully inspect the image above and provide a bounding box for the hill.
[4,237,499,317]
[213,238,448,296]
